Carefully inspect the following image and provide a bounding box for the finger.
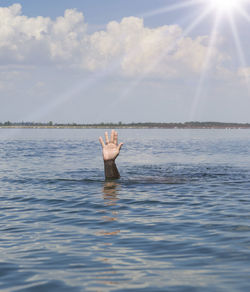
[114,131,118,145]
[118,142,123,151]
[105,131,109,144]
[99,137,105,148]
[110,129,115,143]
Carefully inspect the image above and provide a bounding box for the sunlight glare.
[208,0,244,13]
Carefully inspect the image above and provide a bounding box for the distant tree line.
[1,121,250,128]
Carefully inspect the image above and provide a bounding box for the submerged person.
[99,130,123,180]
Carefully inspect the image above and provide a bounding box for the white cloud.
[0,4,86,64]
[0,4,226,78]
[87,17,225,77]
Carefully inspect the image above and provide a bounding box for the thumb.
[118,142,123,151]
[99,137,105,148]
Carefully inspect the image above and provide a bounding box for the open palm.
[99,130,123,161]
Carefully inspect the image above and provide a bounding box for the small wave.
[1,163,248,187]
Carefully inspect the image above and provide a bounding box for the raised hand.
[99,130,123,179]
[99,130,123,161]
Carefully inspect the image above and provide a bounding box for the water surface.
[0,129,250,291]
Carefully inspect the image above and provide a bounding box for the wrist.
[103,158,116,162]
[104,159,116,165]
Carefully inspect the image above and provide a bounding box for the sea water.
[0,129,249,292]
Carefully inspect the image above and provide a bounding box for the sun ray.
[236,5,250,22]
[181,5,213,36]
[228,12,250,92]
[189,11,222,121]
[140,0,202,18]
[22,61,122,123]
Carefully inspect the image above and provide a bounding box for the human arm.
[99,130,123,180]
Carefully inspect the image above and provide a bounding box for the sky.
[1,0,250,123]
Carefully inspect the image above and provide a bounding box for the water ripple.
[0,129,250,291]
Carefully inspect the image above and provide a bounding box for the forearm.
[104,160,120,179]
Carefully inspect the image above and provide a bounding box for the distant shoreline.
[1,122,250,129]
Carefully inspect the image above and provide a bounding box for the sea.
[0,128,249,292]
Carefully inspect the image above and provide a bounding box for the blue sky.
[1,0,250,123]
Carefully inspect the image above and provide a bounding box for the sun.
[208,0,245,13]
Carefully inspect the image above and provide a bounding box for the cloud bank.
[0,4,226,77]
